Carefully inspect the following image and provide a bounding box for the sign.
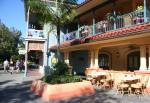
[19,49,26,54]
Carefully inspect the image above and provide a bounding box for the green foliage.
[27,0,77,26]
[26,0,77,62]
[53,62,69,75]
[42,74,52,83]
[42,62,82,84]
[0,20,23,62]
[106,12,121,22]
[43,75,82,84]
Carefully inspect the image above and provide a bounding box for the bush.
[43,75,82,84]
[42,62,82,84]
[53,62,69,75]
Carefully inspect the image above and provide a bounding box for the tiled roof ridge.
[50,22,150,49]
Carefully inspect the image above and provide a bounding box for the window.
[127,51,140,71]
[99,54,109,70]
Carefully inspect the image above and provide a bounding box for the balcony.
[63,10,149,42]
[28,29,44,38]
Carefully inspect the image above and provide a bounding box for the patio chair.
[131,75,149,95]
[101,72,114,89]
[115,73,130,95]
[116,79,130,95]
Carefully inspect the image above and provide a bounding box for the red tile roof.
[50,22,150,50]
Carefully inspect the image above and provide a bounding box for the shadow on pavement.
[49,89,121,103]
[0,80,14,85]
[0,79,120,103]
[0,81,46,103]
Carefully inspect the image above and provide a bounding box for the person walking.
[9,60,14,74]
[16,60,20,73]
[19,60,24,72]
[3,59,9,72]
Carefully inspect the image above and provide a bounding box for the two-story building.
[24,0,78,75]
[50,0,150,75]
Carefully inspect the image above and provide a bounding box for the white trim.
[25,38,47,41]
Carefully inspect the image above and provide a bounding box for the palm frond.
[26,0,77,26]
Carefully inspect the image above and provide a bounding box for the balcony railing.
[28,29,44,38]
[64,10,149,42]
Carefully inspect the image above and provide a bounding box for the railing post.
[113,11,117,30]
[77,20,80,39]
[66,28,68,34]
[144,0,148,22]
[92,11,96,35]
[113,1,117,30]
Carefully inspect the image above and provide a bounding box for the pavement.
[1,71,150,103]
[0,71,44,103]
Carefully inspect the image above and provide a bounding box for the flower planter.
[31,80,95,101]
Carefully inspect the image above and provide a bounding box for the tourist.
[3,59,9,72]
[16,60,20,72]
[9,60,14,74]
[19,60,24,72]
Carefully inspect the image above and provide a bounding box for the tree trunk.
[56,25,62,63]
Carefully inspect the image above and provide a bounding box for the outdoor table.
[91,72,107,79]
[92,72,107,85]
[122,76,139,83]
[121,76,140,94]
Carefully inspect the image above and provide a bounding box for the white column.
[148,45,150,70]
[94,48,99,68]
[24,6,30,77]
[43,40,48,66]
[24,41,28,77]
[64,52,69,65]
[90,50,94,68]
[43,41,48,75]
[139,45,147,70]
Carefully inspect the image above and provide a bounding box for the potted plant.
[79,25,89,38]
[133,5,144,24]
[31,62,95,101]
[106,13,116,23]
[106,13,118,30]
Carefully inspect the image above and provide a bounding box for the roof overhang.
[76,0,108,16]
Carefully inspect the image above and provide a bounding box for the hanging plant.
[135,5,144,12]
[106,12,121,23]
[106,13,116,22]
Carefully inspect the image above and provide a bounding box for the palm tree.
[25,0,77,63]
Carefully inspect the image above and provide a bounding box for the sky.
[0,0,84,37]
[0,0,26,36]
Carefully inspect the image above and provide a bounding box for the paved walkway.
[0,71,150,103]
[0,71,44,103]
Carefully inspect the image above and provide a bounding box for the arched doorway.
[98,54,109,70]
[127,51,140,71]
